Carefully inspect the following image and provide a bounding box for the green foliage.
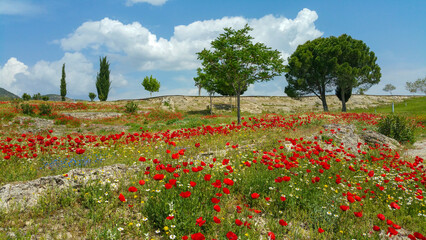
[88,92,96,102]
[41,96,49,101]
[20,103,35,115]
[96,56,111,101]
[196,24,285,124]
[32,93,42,100]
[60,63,67,101]
[22,93,31,101]
[124,101,138,114]
[405,76,426,94]
[377,114,416,143]
[142,75,160,97]
[383,84,396,95]
[285,34,381,112]
[39,104,52,116]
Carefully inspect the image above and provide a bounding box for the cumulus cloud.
[59,8,322,71]
[0,0,43,15]
[0,58,29,90]
[0,53,102,99]
[125,0,168,6]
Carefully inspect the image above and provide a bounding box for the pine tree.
[96,57,111,101]
[60,63,67,101]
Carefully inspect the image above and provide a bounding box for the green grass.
[350,96,426,116]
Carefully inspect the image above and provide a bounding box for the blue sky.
[1,0,425,100]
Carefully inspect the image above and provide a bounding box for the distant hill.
[43,94,73,101]
[0,88,20,100]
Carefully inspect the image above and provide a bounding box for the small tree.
[89,92,96,102]
[197,25,285,124]
[32,93,42,100]
[22,93,31,101]
[60,63,67,101]
[96,56,111,101]
[406,77,426,94]
[194,68,217,115]
[142,75,160,97]
[383,84,396,95]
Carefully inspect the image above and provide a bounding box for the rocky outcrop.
[361,130,401,150]
[0,164,141,211]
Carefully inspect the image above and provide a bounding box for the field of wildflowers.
[0,99,425,239]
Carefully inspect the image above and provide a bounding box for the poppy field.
[0,100,425,239]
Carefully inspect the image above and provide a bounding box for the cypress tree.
[60,63,67,101]
[96,56,111,101]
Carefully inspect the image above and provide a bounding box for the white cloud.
[125,0,168,6]
[0,0,42,15]
[0,58,29,91]
[59,8,322,71]
[0,53,101,99]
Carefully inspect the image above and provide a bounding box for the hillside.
[0,88,20,100]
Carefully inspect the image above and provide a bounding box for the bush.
[22,93,31,101]
[20,103,35,115]
[377,114,416,143]
[42,96,49,101]
[124,101,138,114]
[89,92,96,102]
[32,93,42,100]
[39,104,52,116]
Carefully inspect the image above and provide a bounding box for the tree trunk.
[237,85,241,125]
[209,93,213,115]
[198,86,201,96]
[150,92,152,97]
[341,88,347,112]
[321,92,329,112]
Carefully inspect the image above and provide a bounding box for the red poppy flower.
[180,191,191,198]
[280,196,286,201]
[213,216,221,223]
[191,232,205,240]
[211,197,220,204]
[390,202,401,210]
[139,180,145,185]
[387,219,393,225]
[318,227,325,233]
[223,178,234,186]
[251,193,260,199]
[340,205,349,211]
[408,234,416,240]
[76,148,85,154]
[267,232,276,240]
[373,225,380,231]
[195,143,200,148]
[414,232,424,239]
[226,231,238,240]
[223,187,230,194]
[347,195,355,203]
[166,215,174,220]
[282,176,291,181]
[279,219,288,226]
[190,181,197,187]
[354,211,363,217]
[139,156,146,162]
[387,227,398,236]
[204,174,212,181]
[165,183,173,189]
[195,217,206,227]
[235,219,243,226]
[118,193,126,202]
[378,214,386,221]
[128,186,138,192]
[213,204,221,212]
[153,174,165,181]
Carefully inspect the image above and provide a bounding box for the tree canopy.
[96,56,111,101]
[406,77,426,94]
[285,34,381,112]
[196,24,285,124]
[60,63,66,101]
[142,75,160,97]
[383,84,396,95]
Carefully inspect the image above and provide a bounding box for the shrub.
[20,103,35,115]
[89,92,96,102]
[42,96,49,101]
[22,93,31,101]
[32,93,42,100]
[377,114,416,143]
[124,101,138,114]
[39,104,52,116]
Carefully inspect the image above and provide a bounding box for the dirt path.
[403,139,426,161]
